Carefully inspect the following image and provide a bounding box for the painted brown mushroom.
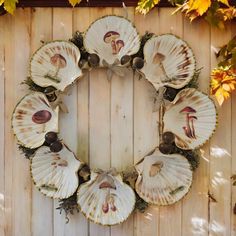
[180,106,197,139]
[153,52,166,64]
[50,54,67,69]
[115,40,125,54]
[103,31,121,54]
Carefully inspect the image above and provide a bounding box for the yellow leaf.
[188,0,211,16]
[136,0,160,15]
[217,0,229,6]
[3,0,18,14]
[68,0,82,7]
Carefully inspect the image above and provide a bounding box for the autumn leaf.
[187,0,211,16]
[217,0,229,6]
[136,0,160,15]
[211,67,236,105]
[68,0,82,7]
[0,0,18,14]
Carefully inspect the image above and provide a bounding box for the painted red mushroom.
[115,40,125,54]
[180,106,197,139]
[103,31,121,54]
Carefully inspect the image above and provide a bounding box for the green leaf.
[68,0,82,7]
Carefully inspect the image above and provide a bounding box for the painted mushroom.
[179,106,197,139]
[77,169,135,225]
[115,39,125,54]
[163,88,217,150]
[103,31,121,54]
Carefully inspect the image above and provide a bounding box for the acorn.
[45,132,58,144]
[163,87,178,102]
[44,86,56,95]
[46,93,57,102]
[132,57,144,70]
[162,132,175,144]
[88,53,100,67]
[120,55,131,66]
[159,143,174,154]
[50,141,63,153]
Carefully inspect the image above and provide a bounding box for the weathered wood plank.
[158,8,183,236]
[52,8,86,236]
[182,18,211,236]
[88,7,113,236]
[31,8,54,236]
[209,24,232,236]
[110,7,134,236]
[133,8,160,236]
[0,13,5,236]
[231,24,236,236]
[3,9,32,236]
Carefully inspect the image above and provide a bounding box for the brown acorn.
[162,132,175,144]
[32,110,52,124]
[45,132,58,144]
[159,143,174,154]
[46,93,57,102]
[132,57,144,70]
[88,53,100,67]
[44,86,56,95]
[120,55,131,66]
[50,141,63,153]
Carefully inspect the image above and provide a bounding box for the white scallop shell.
[30,41,82,91]
[31,144,82,199]
[77,169,135,225]
[84,16,140,65]
[135,149,192,205]
[140,34,196,90]
[12,92,59,149]
[163,88,217,150]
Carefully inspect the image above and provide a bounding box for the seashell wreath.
[12,15,217,226]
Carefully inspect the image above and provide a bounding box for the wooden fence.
[0,7,235,236]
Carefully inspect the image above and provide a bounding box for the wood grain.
[1,7,235,236]
[31,8,54,236]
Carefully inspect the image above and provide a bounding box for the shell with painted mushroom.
[84,16,140,65]
[135,149,192,205]
[163,88,217,150]
[12,92,59,149]
[31,143,82,199]
[140,34,196,90]
[30,41,82,91]
[77,169,135,225]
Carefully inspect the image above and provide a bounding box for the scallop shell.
[163,88,217,150]
[135,149,192,205]
[31,144,82,199]
[84,16,140,65]
[12,92,59,149]
[77,169,135,226]
[30,41,82,91]
[140,34,196,90]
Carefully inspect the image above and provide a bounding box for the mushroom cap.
[50,54,67,68]
[116,39,124,46]
[180,106,196,113]
[153,52,166,64]
[103,31,120,43]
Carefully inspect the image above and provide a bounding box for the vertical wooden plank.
[134,9,160,236]
[158,8,183,236]
[31,8,54,236]
[52,8,87,236]
[3,13,15,236]
[110,7,134,236]
[231,22,236,236]
[209,24,232,236]
[0,14,5,236]
[88,7,113,236]
[182,19,211,236]
[3,9,32,236]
